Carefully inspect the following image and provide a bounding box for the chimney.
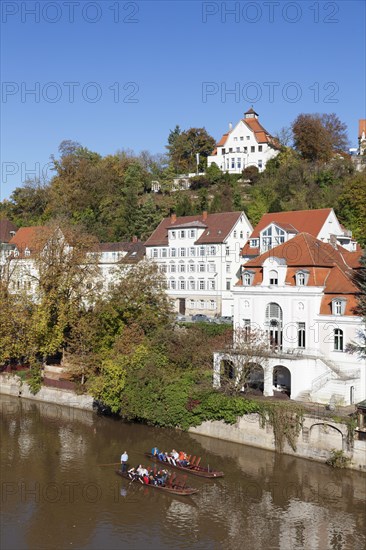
[329,234,338,249]
[202,210,208,221]
[132,235,138,243]
[229,122,232,131]
[171,213,177,223]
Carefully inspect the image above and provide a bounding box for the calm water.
[1,395,365,550]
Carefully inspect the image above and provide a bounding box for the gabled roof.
[241,117,279,147]
[145,212,245,246]
[248,208,333,239]
[8,226,48,253]
[0,218,18,243]
[359,119,366,138]
[95,241,145,261]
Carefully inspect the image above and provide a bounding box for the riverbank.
[0,373,93,410]
[1,373,365,472]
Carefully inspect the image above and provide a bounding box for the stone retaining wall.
[189,414,366,472]
[0,374,93,411]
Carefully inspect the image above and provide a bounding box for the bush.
[326,449,351,468]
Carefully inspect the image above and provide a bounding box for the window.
[179,264,185,273]
[190,247,195,256]
[240,136,244,141]
[180,230,186,238]
[210,245,216,255]
[226,246,230,256]
[332,299,346,315]
[189,279,195,290]
[246,136,250,140]
[170,280,176,290]
[229,148,233,153]
[226,263,230,273]
[208,263,216,273]
[210,300,216,310]
[243,271,252,285]
[161,264,167,273]
[200,300,205,309]
[226,280,231,290]
[237,158,241,169]
[298,322,305,348]
[209,279,216,290]
[231,158,235,169]
[199,246,205,257]
[189,230,195,238]
[262,225,285,251]
[153,248,158,258]
[233,231,237,238]
[190,299,195,308]
[162,248,167,258]
[234,137,238,141]
[188,263,195,272]
[180,248,186,257]
[269,270,278,285]
[171,231,176,239]
[334,328,343,351]
[244,146,248,153]
[170,264,176,273]
[258,160,263,169]
[222,148,225,154]
[171,248,177,257]
[251,146,255,152]
[240,231,243,238]
[258,145,263,152]
[250,239,259,248]
[297,272,306,286]
[199,280,205,290]
[180,280,185,290]
[199,263,205,272]
[265,303,283,349]
[243,319,251,339]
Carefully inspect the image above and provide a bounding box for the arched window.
[269,270,278,285]
[334,329,343,351]
[265,303,283,349]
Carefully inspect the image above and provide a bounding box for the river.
[1,395,365,550]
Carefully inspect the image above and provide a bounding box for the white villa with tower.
[207,107,280,173]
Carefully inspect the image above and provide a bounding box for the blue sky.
[1,0,365,199]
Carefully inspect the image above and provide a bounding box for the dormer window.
[269,270,278,285]
[242,270,255,286]
[24,248,31,257]
[296,270,309,286]
[261,225,285,251]
[332,298,346,315]
[250,239,259,248]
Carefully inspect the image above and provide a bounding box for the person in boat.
[120,450,128,473]
[142,473,150,485]
[151,446,159,456]
[169,449,179,466]
[157,451,165,461]
[178,450,189,467]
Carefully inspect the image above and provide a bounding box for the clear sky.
[1,0,365,199]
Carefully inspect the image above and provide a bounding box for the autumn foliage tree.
[292,113,348,162]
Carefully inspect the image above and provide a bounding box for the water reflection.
[1,395,365,550]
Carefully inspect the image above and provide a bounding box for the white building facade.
[207,107,280,174]
[145,211,253,317]
[214,233,365,406]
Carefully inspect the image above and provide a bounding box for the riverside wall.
[0,374,93,410]
[1,373,364,471]
[189,414,366,472]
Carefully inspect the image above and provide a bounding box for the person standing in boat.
[121,450,128,473]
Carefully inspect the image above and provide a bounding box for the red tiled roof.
[0,218,18,243]
[242,117,280,148]
[145,212,244,246]
[359,119,366,138]
[239,233,361,316]
[8,226,48,253]
[248,208,333,239]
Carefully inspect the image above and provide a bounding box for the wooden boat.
[115,469,199,496]
[145,453,224,478]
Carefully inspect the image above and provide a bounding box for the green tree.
[168,127,215,174]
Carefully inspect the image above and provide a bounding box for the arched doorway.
[221,359,235,381]
[273,365,291,397]
[245,363,264,394]
[265,303,283,350]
